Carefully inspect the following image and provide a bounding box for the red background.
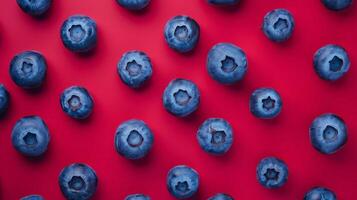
[0,0,356,199]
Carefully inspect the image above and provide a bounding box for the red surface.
[0,0,357,199]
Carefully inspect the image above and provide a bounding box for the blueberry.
[197,118,233,155]
[9,51,47,89]
[0,84,10,116]
[60,15,97,53]
[16,0,52,16]
[163,79,200,117]
[11,116,50,157]
[114,119,154,160]
[208,193,234,200]
[207,43,248,84]
[262,9,295,42]
[59,163,97,200]
[313,44,350,81]
[20,195,44,200]
[125,194,151,200]
[117,51,153,88]
[322,0,352,10]
[167,165,199,199]
[310,113,347,154]
[250,88,282,119]
[256,157,288,189]
[207,0,239,5]
[304,187,337,200]
[164,16,200,53]
[60,86,94,119]
[116,0,150,10]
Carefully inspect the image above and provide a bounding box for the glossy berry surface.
[167,165,199,199]
[262,9,295,42]
[322,0,352,11]
[20,195,44,200]
[125,194,151,200]
[16,0,52,16]
[304,187,337,200]
[250,88,282,119]
[208,0,239,5]
[256,157,288,189]
[208,193,234,200]
[60,86,94,119]
[0,84,10,116]
[116,0,150,10]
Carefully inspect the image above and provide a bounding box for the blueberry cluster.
[1,0,351,199]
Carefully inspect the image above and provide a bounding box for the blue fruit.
[114,119,154,160]
[207,43,248,84]
[304,187,337,200]
[11,116,50,157]
[125,194,151,200]
[117,51,153,88]
[60,15,97,53]
[167,165,199,199]
[250,88,282,119]
[197,118,233,155]
[208,193,234,200]
[322,0,352,10]
[256,157,288,189]
[262,9,295,42]
[16,0,51,16]
[313,44,350,81]
[164,15,200,53]
[310,113,347,154]
[20,195,44,200]
[116,0,150,10]
[9,51,47,89]
[163,79,200,117]
[0,84,10,116]
[60,86,94,119]
[208,0,239,5]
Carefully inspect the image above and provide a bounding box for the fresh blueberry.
[310,113,347,154]
[11,116,50,157]
[207,43,248,84]
[114,119,154,160]
[313,44,350,81]
[116,0,150,10]
[59,163,97,200]
[167,165,199,199]
[256,157,288,189]
[208,0,239,5]
[60,15,97,53]
[20,195,44,200]
[60,86,94,119]
[163,79,200,117]
[208,193,234,200]
[322,0,352,11]
[304,187,337,200]
[197,118,233,155]
[117,51,153,88]
[125,194,151,200]
[164,15,200,53]
[0,84,10,116]
[16,0,52,16]
[262,9,295,42]
[9,51,47,89]
[250,88,282,119]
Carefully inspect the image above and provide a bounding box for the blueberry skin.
[167,165,199,199]
[207,43,248,84]
[164,16,200,53]
[114,119,154,160]
[197,118,233,155]
[117,0,150,10]
[163,79,200,117]
[59,163,98,200]
[60,15,97,53]
[304,187,337,200]
[262,9,295,42]
[16,0,51,16]
[256,157,288,189]
[208,0,239,5]
[11,116,50,157]
[250,88,282,119]
[310,113,347,154]
[0,84,10,116]
[20,195,44,200]
[208,193,234,200]
[60,86,94,119]
[322,0,352,10]
[9,51,47,89]
[313,44,350,81]
[117,51,153,88]
[125,194,151,200]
